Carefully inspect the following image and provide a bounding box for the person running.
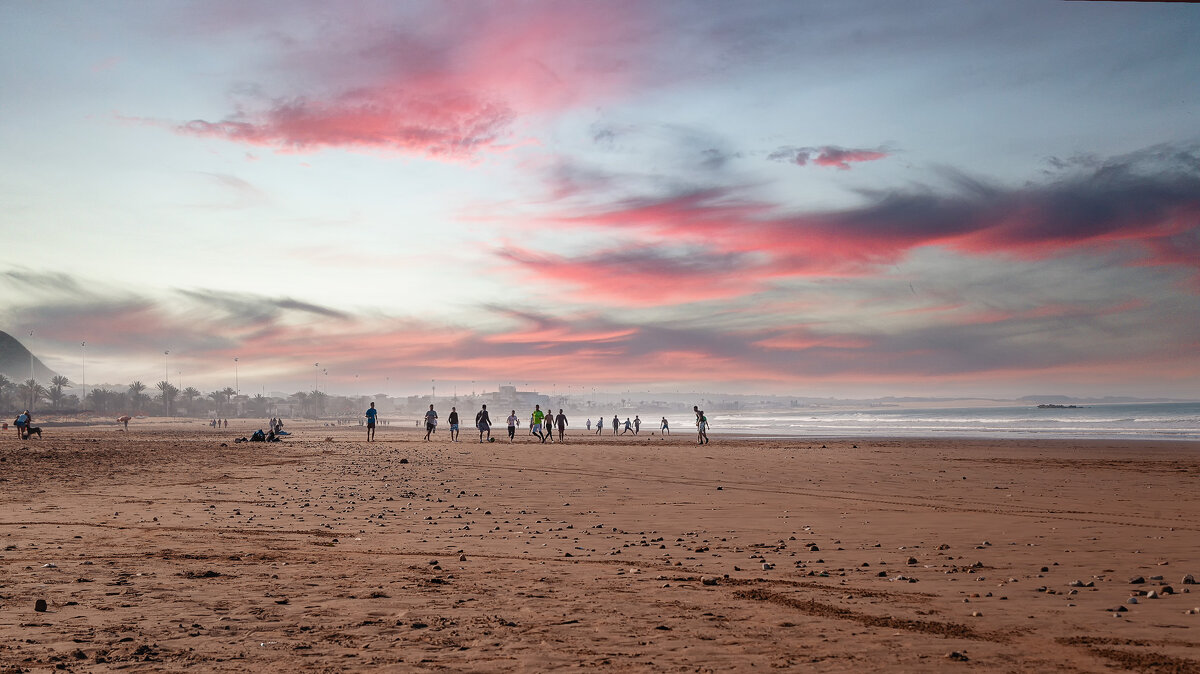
[660,416,669,435]
[622,418,633,434]
[555,409,568,442]
[611,414,619,434]
[476,404,492,442]
[633,415,641,434]
[424,404,437,441]
[507,410,518,443]
[448,406,460,442]
[698,410,710,445]
[531,404,546,442]
[365,402,378,441]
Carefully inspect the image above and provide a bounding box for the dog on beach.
[22,426,42,439]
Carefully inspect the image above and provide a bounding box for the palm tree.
[155,380,179,416]
[90,388,111,414]
[181,387,201,415]
[0,374,13,408]
[127,381,149,412]
[219,387,237,417]
[17,379,48,411]
[208,390,225,416]
[310,390,328,417]
[249,393,268,416]
[48,375,72,410]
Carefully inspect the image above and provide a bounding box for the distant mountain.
[0,331,58,383]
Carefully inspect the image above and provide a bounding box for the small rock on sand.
[1183,574,1196,585]
[34,599,47,612]
[1130,576,1145,584]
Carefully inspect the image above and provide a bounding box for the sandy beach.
[2,420,1198,672]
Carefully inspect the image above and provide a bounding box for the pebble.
[970,611,982,617]
[34,599,47,612]
[946,651,969,661]
[1127,597,1139,605]
[1147,590,1159,599]
[1184,574,1196,585]
[701,577,719,586]
[907,557,918,565]
[1130,576,1145,584]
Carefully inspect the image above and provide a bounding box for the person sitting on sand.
[424,404,437,441]
[476,404,492,443]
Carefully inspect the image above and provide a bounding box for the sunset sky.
[1,1,1198,399]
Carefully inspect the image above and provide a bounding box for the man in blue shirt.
[365,402,378,441]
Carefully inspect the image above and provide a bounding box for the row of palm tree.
[2,373,336,419]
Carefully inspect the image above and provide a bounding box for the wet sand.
[2,420,1199,671]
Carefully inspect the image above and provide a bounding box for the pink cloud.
[170,3,653,158]
[769,145,890,170]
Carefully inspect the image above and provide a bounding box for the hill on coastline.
[0,331,58,383]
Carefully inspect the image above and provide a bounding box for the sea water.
[707,402,1200,441]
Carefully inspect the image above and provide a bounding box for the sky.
[1,0,1198,400]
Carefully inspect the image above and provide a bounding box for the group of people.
[369,402,711,444]
[210,418,228,428]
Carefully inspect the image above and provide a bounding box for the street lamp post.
[81,341,86,408]
[164,350,170,385]
[314,363,319,393]
[234,357,239,397]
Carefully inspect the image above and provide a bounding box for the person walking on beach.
[531,404,546,442]
[555,409,568,442]
[448,406,461,442]
[697,410,709,445]
[365,402,378,441]
[476,404,492,442]
[633,415,641,434]
[612,414,619,434]
[507,410,518,443]
[586,418,591,431]
[424,404,438,441]
[660,417,669,435]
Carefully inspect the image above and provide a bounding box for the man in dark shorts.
[611,414,619,434]
[555,409,568,442]
[448,406,461,442]
[475,404,492,443]
[507,410,518,443]
[365,402,378,441]
[15,410,30,439]
[424,404,437,441]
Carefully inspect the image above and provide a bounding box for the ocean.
[705,402,1200,441]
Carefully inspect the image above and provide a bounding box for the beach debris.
[937,543,950,550]
[1186,608,1200,615]
[1130,576,1146,584]
[1183,574,1197,585]
[701,576,719,586]
[946,651,969,661]
[42,562,57,568]
[970,611,982,617]
[761,562,774,571]
[34,598,47,612]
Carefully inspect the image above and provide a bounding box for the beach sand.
[2,420,1198,671]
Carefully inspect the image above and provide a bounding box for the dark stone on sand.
[1130,576,1145,584]
[34,598,47,612]
[1184,574,1197,585]
[946,651,969,661]
[907,557,918,565]
[399,458,409,464]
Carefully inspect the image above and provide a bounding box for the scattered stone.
[1150,575,1164,581]
[907,557,918,565]
[970,611,982,617]
[459,554,467,562]
[1183,574,1196,585]
[399,458,409,464]
[34,599,47,612]
[937,544,950,550]
[946,651,969,661]
[1147,590,1159,599]
[701,577,719,586]
[1127,597,1139,605]
[1130,576,1145,584]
